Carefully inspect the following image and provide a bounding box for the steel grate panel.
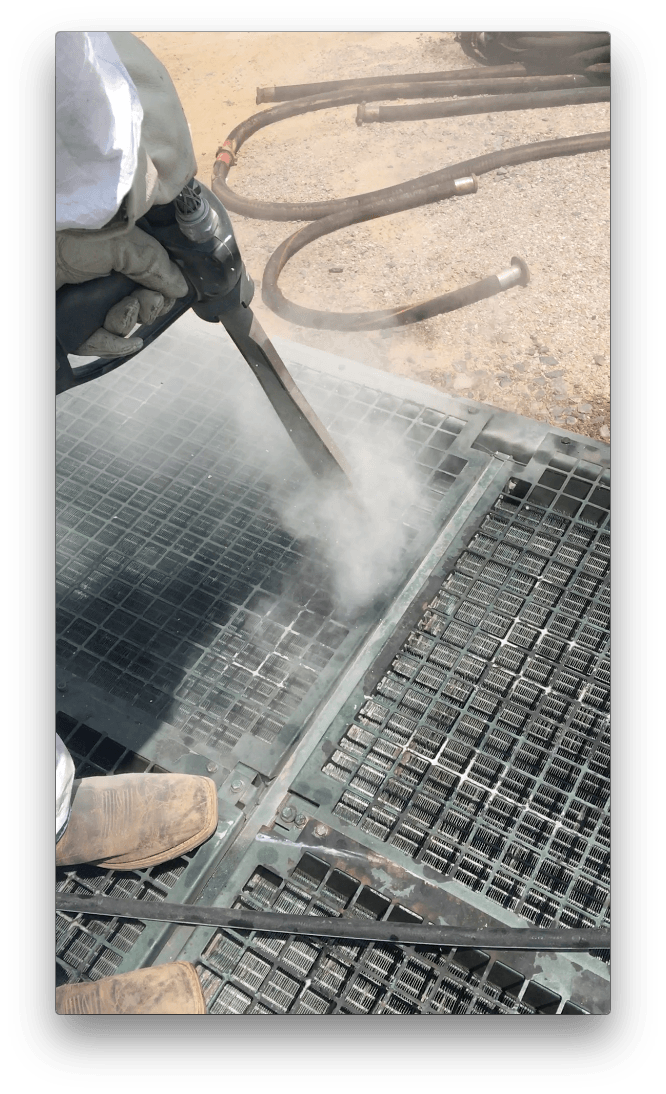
[56,327,479,776]
[292,440,609,955]
[179,835,595,1015]
[56,327,610,1014]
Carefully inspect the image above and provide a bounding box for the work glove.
[57,32,197,357]
[56,226,190,356]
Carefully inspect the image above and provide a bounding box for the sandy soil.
[136,31,610,441]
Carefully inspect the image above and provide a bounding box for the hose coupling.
[215,142,238,166]
[496,255,531,290]
[453,174,478,195]
[356,103,376,125]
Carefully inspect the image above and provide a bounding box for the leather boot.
[55,773,217,869]
[56,962,206,1014]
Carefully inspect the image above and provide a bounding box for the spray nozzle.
[175,180,220,243]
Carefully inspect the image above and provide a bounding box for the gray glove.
[56,226,190,356]
[57,33,197,357]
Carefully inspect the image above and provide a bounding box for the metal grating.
[190,849,587,1015]
[55,322,610,1014]
[306,460,609,948]
[56,328,473,776]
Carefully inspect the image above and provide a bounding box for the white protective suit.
[56,33,196,835]
[55,31,197,356]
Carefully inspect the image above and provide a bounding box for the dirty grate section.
[55,711,206,986]
[318,462,610,943]
[192,853,586,1015]
[56,331,472,774]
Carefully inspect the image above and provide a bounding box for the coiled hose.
[212,61,609,332]
[456,32,610,75]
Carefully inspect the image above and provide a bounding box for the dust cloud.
[221,347,437,620]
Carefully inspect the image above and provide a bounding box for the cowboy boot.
[56,962,206,1014]
[55,773,217,869]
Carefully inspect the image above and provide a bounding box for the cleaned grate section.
[193,852,586,1015]
[318,465,610,944]
[56,331,472,773]
[55,712,207,986]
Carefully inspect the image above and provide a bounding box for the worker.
[56,31,213,1015]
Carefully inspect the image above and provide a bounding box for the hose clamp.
[216,143,238,167]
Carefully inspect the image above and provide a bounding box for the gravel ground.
[138,31,610,442]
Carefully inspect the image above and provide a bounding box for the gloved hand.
[57,32,197,357]
[56,226,189,356]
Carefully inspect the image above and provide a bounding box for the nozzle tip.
[510,255,530,287]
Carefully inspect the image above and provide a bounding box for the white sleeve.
[56,32,143,231]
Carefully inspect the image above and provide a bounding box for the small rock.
[550,405,566,415]
[540,355,558,365]
[566,417,578,426]
[497,167,508,175]
[577,403,592,414]
[329,267,344,273]
[499,378,513,388]
[594,354,608,366]
[513,362,527,373]
[453,373,474,391]
[600,425,610,439]
[500,335,513,343]
[545,369,564,378]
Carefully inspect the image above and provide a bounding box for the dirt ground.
[137,31,610,442]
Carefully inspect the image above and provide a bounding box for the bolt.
[314,823,328,838]
[230,777,243,791]
[207,762,218,774]
[281,806,296,822]
[295,813,307,827]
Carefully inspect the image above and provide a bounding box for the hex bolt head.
[314,823,328,838]
[295,813,307,827]
[230,777,243,791]
[281,805,296,822]
[207,762,218,774]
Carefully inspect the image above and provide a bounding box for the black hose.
[358,85,610,125]
[456,32,610,74]
[55,892,611,950]
[260,72,607,107]
[257,64,534,102]
[211,69,609,332]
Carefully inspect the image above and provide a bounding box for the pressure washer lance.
[55,893,610,952]
[56,180,354,491]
